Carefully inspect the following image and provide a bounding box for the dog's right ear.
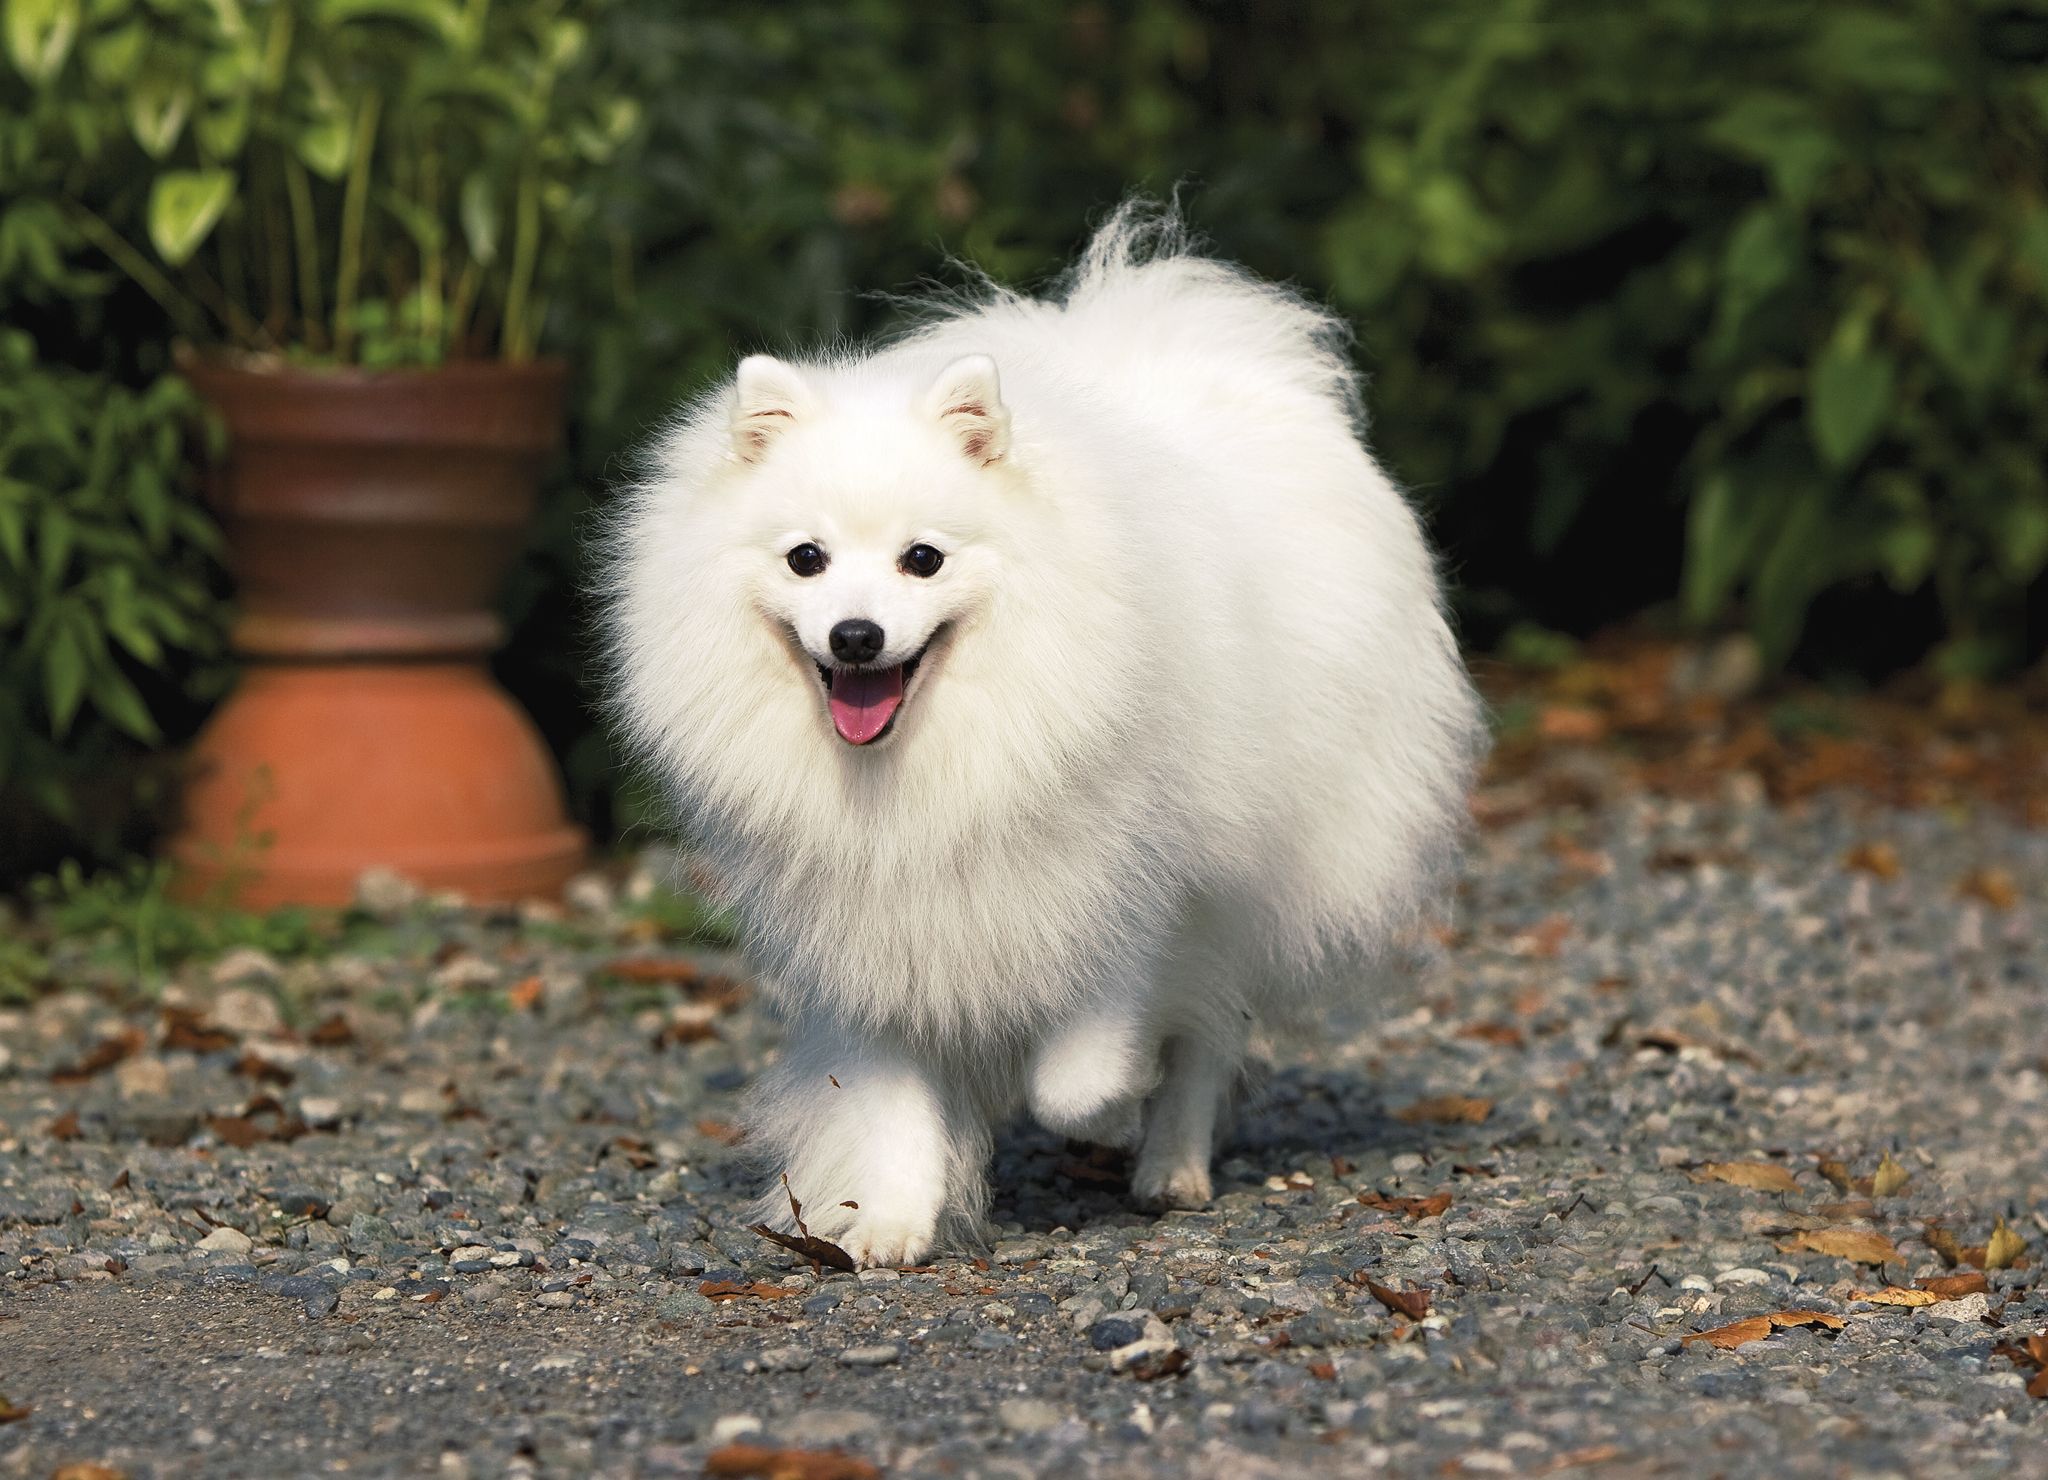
[730,356,813,463]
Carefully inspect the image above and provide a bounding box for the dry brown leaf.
[233,1050,294,1086]
[1511,915,1572,958]
[1991,1333,2048,1403]
[1814,1199,1879,1220]
[1925,1223,1964,1267]
[697,1279,802,1302]
[306,1013,355,1047]
[1533,1448,1629,1475]
[703,1444,881,1480]
[1359,1277,1431,1320]
[506,975,543,1012]
[1779,1228,1900,1265]
[49,1028,145,1084]
[0,1396,28,1424]
[748,1223,857,1274]
[51,1468,126,1480]
[1394,1095,1493,1125]
[600,956,703,986]
[1127,1347,1192,1381]
[1870,1151,1911,1197]
[1683,1309,1846,1350]
[47,1110,82,1141]
[1917,1272,1989,1299]
[1851,1287,1939,1307]
[1691,1161,1799,1194]
[161,1007,238,1053]
[694,1118,744,1145]
[1817,1158,1856,1192]
[1357,1190,1453,1220]
[1456,1020,1526,1049]
[1985,1217,2028,1271]
[1842,841,1901,879]
[1957,867,2019,910]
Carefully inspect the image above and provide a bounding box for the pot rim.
[173,343,567,389]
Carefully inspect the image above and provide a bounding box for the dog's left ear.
[922,355,1010,466]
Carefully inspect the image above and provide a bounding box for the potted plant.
[10,0,639,905]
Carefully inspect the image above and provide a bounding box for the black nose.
[829,618,886,664]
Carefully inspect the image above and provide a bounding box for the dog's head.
[721,352,1014,748]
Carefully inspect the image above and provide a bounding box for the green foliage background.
[6,0,2047,872]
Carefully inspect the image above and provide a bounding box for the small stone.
[779,1410,882,1448]
[1715,1268,1771,1287]
[536,1291,577,1309]
[707,1415,761,1445]
[354,867,422,919]
[998,1399,1063,1436]
[1088,1312,1150,1351]
[837,1343,902,1367]
[115,1055,173,1099]
[299,1097,346,1129]
[213,987,284,1037]
[759,1345,812,1373]
[210,948,281,988]
[196,1226,254,1255]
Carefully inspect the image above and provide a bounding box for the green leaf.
[3,0,80,84]
[128,77,194,158]
[147,169,235,266]
[1876,520,1935,591]
[41,620,85,733]
[1998,497,2048,583]
[1806,344,1894,469]
[295,112,352,180]
[460,173,498,265]
[90,666,159,742]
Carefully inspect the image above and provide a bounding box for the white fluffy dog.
[605,205,1484,1266]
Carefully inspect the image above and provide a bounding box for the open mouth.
[814,635,936,746]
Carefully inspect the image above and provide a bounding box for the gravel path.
[3,777,2044,1478]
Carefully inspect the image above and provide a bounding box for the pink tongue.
[828,664,905,744]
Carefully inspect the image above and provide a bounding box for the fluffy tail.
[1046,199,1364,423]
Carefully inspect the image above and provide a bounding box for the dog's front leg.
[746,1020,960,1268]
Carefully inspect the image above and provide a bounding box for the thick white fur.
[602,205,1485,1265]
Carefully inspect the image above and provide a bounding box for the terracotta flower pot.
[168,357,585,908]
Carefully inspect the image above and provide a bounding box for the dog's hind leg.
[1131,1033,1239,1209]
[1028,1002,1154,1148]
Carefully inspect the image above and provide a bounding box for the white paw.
[835,1208,935,1268]
[1132,1159,1213,1211]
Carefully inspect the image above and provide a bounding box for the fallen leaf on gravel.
[51,1467,125,1480]
[1870,1151,1911,1196]
[1814,1200,1879,1220]
[1307,1360,1336,1381]
[1818,1158,1856,1192]
[1991,1333,2048,1401]
[49,1028,145,1084]
[1918,1272,1989,1299]
[748,1223,857,1274]
[47,1110,81,1141]
[1986,1218,2028,1271]
[1852,1287,1939,1307]
[1534,1446,1628,1474]
[1537,705,1607,743]
[0,1396,28,1423]
[207,1115,267,1149]
[1358,1277,1431,1320]
[161,1007,236,1053]
[1925,1223,1965,1267]
[306,1013,355,1047]
[1842,842,1900,878]
[694,1118,743,1145]
[1127,1347,1192,1380]
[1779,1229,1900,1265]
[233,1050,293,1086]
[1691,1161,1799,1194]
[1357,1190,1452,1219]
[1957,867,2019,910]
[1683,1310,1845,1350]
[1510,915,1571,958]
[1455,1021,1526,1048]
[1395,1095,1493,1125]
[698,1279,802,1302]
[703,1445,879,1480]
[507,975,543,1012]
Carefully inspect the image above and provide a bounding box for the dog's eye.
[900,543,945,578]
[786,543,827,577]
